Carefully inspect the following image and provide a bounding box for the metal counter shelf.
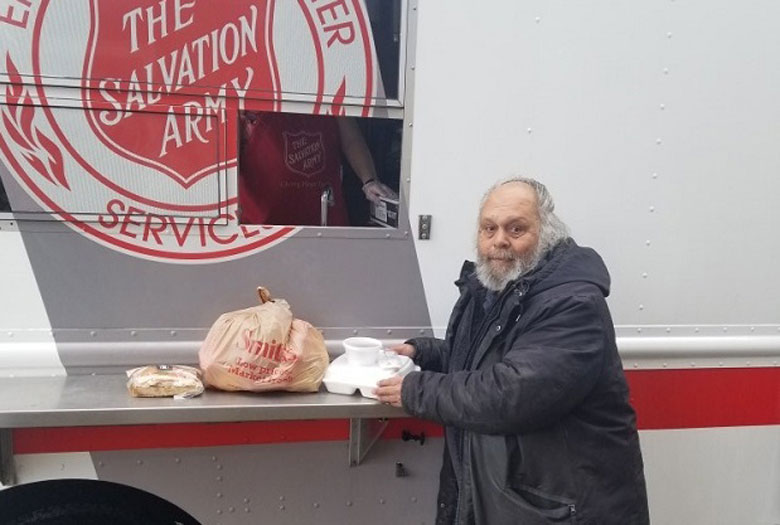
[0,374,405,484]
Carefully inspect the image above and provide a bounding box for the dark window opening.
[0,176,9,212]
[238,110,402,228]
[365,0,403,100]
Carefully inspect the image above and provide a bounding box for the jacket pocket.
[497,482,577,524]
[471,433,578,524]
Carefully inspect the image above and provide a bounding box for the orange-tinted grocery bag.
[199,287,328,392]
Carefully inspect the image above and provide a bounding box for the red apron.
[238,113,349,226]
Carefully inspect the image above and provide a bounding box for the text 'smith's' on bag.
[198,287,329,392]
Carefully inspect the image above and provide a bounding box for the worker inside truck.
[238,111,400,227]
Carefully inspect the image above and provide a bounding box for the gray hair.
[479,177,570,255]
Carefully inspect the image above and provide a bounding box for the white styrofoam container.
[323,353,419,399]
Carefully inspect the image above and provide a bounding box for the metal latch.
[401,429,426,445]
[321,185,335,226]
[418,215,432,240]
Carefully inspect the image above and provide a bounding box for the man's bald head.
[479,178,551,217]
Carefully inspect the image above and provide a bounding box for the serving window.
[238,110,402,228]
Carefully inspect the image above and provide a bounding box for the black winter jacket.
[401,239,649,525]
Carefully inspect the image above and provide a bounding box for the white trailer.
[0,1,778,523]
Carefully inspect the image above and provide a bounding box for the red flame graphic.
[2,52,69,190]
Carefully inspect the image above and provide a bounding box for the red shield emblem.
[283,131,326,177]
[82,0,274,188]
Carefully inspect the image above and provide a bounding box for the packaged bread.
[126,365,204,398]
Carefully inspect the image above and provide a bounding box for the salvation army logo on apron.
[0,0,381,263]
[283,131,326,177]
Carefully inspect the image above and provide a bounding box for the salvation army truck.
[0,1,778,524]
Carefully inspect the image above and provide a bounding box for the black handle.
[401,430,426,445]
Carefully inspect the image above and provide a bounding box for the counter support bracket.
[1,428,15,486]
[348,417,388,467]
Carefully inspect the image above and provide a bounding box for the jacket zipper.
[455,281,530,522]
[455,288,511,513]
[466,281,527,368]
[468,286,513,355]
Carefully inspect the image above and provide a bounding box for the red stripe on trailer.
[14,420,349,454]
[13,419,445,455]
[625,367,780,430]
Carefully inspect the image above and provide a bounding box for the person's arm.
[402,337,450,372]
[336,118,395,203]
[399,294,608,435]
[377,337,450,406]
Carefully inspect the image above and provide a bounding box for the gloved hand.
[362,179,397,204]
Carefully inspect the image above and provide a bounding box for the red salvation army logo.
[283,131,326,177]
[0,0,379,263]
[82,0,272,188]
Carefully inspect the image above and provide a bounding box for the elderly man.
[376,178,649,524]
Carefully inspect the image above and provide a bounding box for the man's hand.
[375,375,404,407]
[388,343,415,359]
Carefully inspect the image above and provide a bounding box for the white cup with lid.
[342,337,383,366]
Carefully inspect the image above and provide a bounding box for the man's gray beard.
[476,246,543,292]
